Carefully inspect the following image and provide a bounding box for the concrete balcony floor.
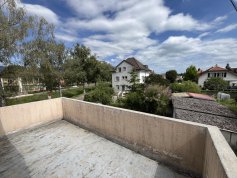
[0,120,190,178]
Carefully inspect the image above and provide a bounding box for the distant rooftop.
[115,57,151,71]
[172,96,237,131]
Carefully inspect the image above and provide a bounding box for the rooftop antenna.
[230,0,237,11]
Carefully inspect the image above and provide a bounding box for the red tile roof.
[188,93,215,101]
[206,66,227,72]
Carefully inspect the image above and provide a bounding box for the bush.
[170,81,201,93]
[123,92,145,111]
[122,85,171,116]
[144,85,171,116]
[145,73,169,86]
[4,85,19,96]
[204,77,228,91]
[62,88,84,98]
[84,83,114,105]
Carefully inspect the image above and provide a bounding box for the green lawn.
[5,87,94,106]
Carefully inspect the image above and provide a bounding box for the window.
[118,67,121,72]
[208,73,210,78]
[123,67,126,71]
[224,72,227,77]
[142,76,145,82]
[122,76,128,80]
[116,85,119,90]
[115,76,119,81]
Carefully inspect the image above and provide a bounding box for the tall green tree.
[183,65,198,82]
[64,44,112,88]
[64,44,90,89]
[0,0,33,63]
[23,18,65,91]
[128,70,143,92]
[165,70,177,83]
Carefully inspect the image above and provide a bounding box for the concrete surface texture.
[0,98,63,136]
[203,127,237,178]
[63,98,207,176]
[0,120,189,178]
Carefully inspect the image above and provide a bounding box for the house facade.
[112,57,151,92]
[198,64,237,87]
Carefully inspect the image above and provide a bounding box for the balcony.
[0,98,237,178]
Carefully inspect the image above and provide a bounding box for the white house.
[112,57,151,92]
[198,64,237,87]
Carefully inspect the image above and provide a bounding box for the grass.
[218,99,237,114]
[5,87,94,106]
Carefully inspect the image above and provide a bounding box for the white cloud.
[14,0,237,73]
[216,24,237,33]
[134,36,237,73]
[213,15,228,23]
[17,1,59,25]
[65,0,211,34]
[55,33,78,42]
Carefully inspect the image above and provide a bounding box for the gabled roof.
[199,65,237,76]
[206,65,227,72]
[115,57,151,71]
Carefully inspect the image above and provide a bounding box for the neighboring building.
[112,57,151,92]
[198,64,237,87]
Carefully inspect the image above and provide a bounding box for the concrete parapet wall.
[203,127,237,178]
[62,98,207,176]
[0,98,63,136]
[1,98,237,178]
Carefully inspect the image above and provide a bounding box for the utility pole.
[230,0,237,11]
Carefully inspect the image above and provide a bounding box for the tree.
[170,81,201,93]
[96,61,113,82]
[128,70,144,92]
[0,0,33,63]
[204,77,228,91]
[0,65,25,96]
[145,73,169,86]
[64,44,92,90]
[165,70,177,83]
[23,18,65,91]
[183,65,198,82]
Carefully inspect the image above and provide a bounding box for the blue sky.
[20,0,237,73]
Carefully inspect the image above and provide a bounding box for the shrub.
[145,73,169,86]
[170,81,201,93]
[122,85,171,116]
[144,85,171,116]
[204,77,228,91]
[62,88,84,98]
[84,83,114,105]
